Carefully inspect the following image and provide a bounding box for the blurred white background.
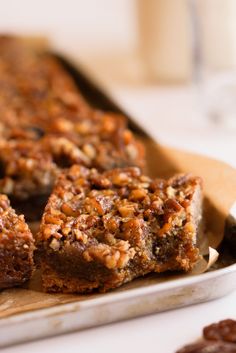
[0,0,137,52]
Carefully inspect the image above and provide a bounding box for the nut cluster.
[177,319,236,353]
[39,165,201,271]
[0,194,32,248]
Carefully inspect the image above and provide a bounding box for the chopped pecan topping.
[0,36,145,206]
[38,166,202,294]
[0,193,34,289]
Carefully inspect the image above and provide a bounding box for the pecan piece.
[203,319,236,343]
[176,341,236,353]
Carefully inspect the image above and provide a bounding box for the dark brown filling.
[0,246,33,289]
[11,194,49,221]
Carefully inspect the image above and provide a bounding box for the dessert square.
[0,194,34,289]
[38,165,202,293]
[0,36,145,219]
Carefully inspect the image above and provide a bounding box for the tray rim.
[1,261,236,325]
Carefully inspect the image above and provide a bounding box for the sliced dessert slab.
[0,34,144,172]
[0,120,144,221]
[0,194,34,289]
[0,36,145,220]
[37,165,202,293]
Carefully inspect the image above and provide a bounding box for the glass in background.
[190,0,236,128]
[137,0,193,83]
[138,0,236,129]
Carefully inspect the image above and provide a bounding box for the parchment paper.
[1,141,236,319]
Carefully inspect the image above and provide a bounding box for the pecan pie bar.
[0,121,143,221]
[0,194,34,288]
[0,36,145,216]
[37,166,202,293]
[0,35,91,137]
[0,36,144,172]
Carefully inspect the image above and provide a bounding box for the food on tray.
[37,166,202,293]
[0,35,144,220]
[0,35,206,295]
[0,35,91,136]
[0,194,34,289]
[176,319,236,353]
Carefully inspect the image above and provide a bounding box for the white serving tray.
[1,264,236,347]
